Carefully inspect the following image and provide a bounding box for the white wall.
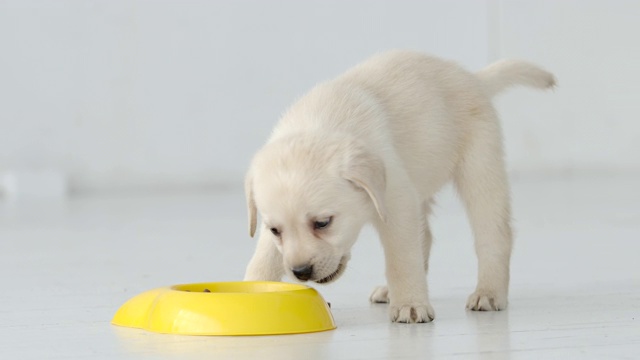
[1,0,638,194]
[0,0,489,193]
[493,0,640,173]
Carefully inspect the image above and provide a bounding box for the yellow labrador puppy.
[244,51,554,323]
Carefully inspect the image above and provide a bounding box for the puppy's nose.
[291,265,313,281]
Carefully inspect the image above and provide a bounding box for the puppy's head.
[245,134,386,284]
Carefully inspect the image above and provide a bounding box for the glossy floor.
[1,173,638,359]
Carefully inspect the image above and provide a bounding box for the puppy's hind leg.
[455,115,513,311]
[244,224,285,281]
[421,201,434,274]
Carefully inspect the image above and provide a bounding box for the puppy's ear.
[343,147,387,222]
[245,171,258,237]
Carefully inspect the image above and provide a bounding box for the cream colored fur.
[244,50,555,323]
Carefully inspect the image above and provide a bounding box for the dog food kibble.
[203,289,211,293]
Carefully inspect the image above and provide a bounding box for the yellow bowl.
[111,281,336,336]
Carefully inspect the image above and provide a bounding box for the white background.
[1,0,639,194]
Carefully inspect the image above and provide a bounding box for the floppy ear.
[343,147,387,222]
[245,171,258,237]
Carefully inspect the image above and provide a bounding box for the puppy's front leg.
[244,224,284,281]
[374,186,435,323]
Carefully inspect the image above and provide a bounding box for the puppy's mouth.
[315,261,346,284]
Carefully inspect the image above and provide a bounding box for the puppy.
[243,50,554,323]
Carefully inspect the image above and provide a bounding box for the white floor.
[1,173,638,359]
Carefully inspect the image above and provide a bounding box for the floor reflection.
[466,309,512,359]
[112,326,336,359]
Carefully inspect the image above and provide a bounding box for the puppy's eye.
[313,217,332,230]
[270,227,281,237]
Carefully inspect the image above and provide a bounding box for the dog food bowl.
[112,281,336,336]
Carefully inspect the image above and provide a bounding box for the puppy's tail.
[477,60,556,97]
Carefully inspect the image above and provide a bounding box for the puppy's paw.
[466,289,507,311]
[389,302,435,323]
[369,285,389,303]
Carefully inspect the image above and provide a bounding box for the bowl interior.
[171,281,308,293]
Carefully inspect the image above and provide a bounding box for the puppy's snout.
[291,265,313,281]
